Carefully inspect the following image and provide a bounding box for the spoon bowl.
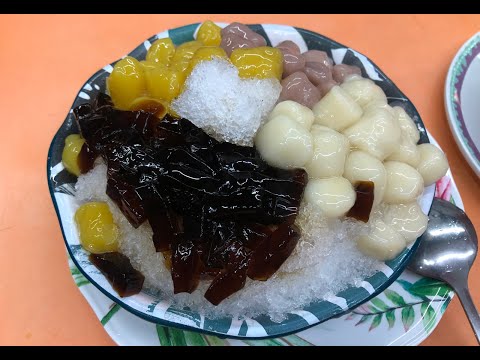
[408,198,480,343]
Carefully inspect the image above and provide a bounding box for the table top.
[1,14,479,346]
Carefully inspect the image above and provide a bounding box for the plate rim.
[47,22,434,339]
[444,31,480,178]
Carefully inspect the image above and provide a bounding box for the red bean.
[303,50,333,69]
[304,62,333,86]
[279,72,321,109]
[220,22,267,56]
[276,41,305,78]
[332,64,362,83]
[276,40,301,54]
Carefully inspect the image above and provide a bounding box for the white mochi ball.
[383,202,428,244]
[312,86,363,131]
[305,128,349,179]
[416,143,449,186]
[343,74,362,83]
[310,124,335,135]
[393,106,420,144]
[304,177,356,218]
[386,134,421,167]
[340,77,387,108]
[343,107,401,160]
[357,220,406,260]
[255,115,313,169]
[269,100,315,130]
[363,100,395,116]
[343,150,387,207]
[383,161,424,204]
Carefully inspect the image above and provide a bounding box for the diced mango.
[107,56,146,110]
[146,37,176,66]
[171,60,190,77]
[145,64,186,102]
[140,60,158,71]
[170,41,203,78]
[186,46,227,76]
[230,47,283,80]
[171,41,203,64]
[196,21,222,46]
[62,134,85,176]
[75,202,119,254]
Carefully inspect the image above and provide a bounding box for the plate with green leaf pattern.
[49,22,446,340]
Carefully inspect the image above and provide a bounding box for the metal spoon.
[408,197,480,344]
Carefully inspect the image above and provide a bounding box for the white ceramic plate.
[445,32,480,178]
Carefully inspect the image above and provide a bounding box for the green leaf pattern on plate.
[370,298,389,311]
[441,298,452,315]
[408,278,452,298]
[401,306,415,332]
[69,254,91,287]
[369,314,382,331]
[101,304,121,326]
[385,310,395,329]
[71,266,91,287]
[347,277,452,334]
[384,289,407,306]
[421,303,436,334]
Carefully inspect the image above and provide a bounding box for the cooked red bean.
[220,22,267,56]
[279,71,321,108]
[303,50,333,69]
[276,40,300,54]
[276,41,305,78]
[317,79,338,97]
[304,62,333,86]
[332,64,362,83]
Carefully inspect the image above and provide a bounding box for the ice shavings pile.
[170,58,282,146]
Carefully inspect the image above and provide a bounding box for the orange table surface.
[1,14,479,346]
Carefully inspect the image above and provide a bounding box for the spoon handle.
[455,284,480,344]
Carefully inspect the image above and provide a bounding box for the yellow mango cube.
[230,47,283,80]
[171,40,203,64]
[170,41,203,78]
[75,202,119,254]
[140,60,158,71]
[145,64,186,102]
[146,38,176,66]
[186,46,227,76]
[107,56,146,110]
[62,134,85,176]
[196,21,222,46]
